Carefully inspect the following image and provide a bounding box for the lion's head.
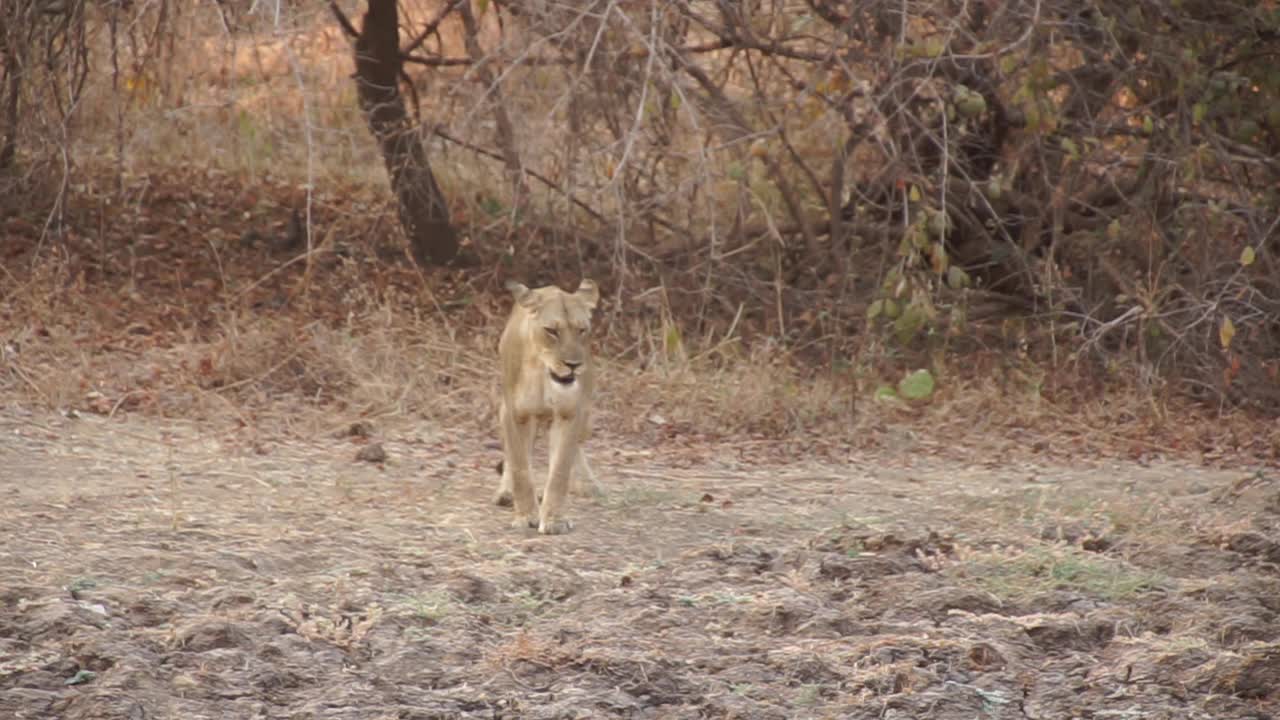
[506,279,600,386]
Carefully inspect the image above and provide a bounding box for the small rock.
[355,443,387,463]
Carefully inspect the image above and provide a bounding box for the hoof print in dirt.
[355,443,387,464]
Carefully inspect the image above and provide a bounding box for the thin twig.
[431,127,608,227]
[327,1,358,40]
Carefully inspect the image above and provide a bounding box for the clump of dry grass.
[5,241,1270,463]
[599,350,856,439]
[198,309,497,428]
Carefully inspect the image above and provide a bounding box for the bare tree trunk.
[0,3,27,170]
[354,0,458,266]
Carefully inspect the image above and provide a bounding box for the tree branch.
[327,0,358,40]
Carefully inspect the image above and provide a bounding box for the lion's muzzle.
[549,369,577,386]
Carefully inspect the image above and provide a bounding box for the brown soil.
[2,407,1277,719]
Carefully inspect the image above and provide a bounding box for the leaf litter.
[1,407,1278,718]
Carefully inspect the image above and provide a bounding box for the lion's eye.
[544,327,559,338]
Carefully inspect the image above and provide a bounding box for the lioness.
[494,279,602,534]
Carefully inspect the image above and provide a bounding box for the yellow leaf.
[930,242,949,275]
[1241,246,1256,266]
[1219,316,1236,350]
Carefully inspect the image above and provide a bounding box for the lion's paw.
[493,490,514,507]
[537,517,573,535]
[511,513,539,530]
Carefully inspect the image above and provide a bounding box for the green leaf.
[882,298,901,319]
[866,299,884,320]
[1241,246,1256,266]
[894,302,927,345]
[727,163,745,181]
[984,177,1003,200]
[911,225,930,250]
[1060,137,1079,160]
[897,369,936,401]
[946,265,971,289]
[902,39,946,59]
[1192,102,1207,125]
[955,85,987,118]
[65,670,96,686]
[873,385,899,402]
[928,211,949,238]
[1142,116,1154,135]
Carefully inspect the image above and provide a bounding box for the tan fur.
[494,279,601,534]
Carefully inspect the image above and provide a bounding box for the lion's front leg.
[498,402,538,529]
[539,417,580,535]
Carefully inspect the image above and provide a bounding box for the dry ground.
[2,405,1278,719]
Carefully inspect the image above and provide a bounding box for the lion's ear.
[576,279,600,310]
[506,281,539,308]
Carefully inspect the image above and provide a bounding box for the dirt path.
[2,407,1277,719]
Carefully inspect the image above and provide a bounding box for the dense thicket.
[5,1,1278,411]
